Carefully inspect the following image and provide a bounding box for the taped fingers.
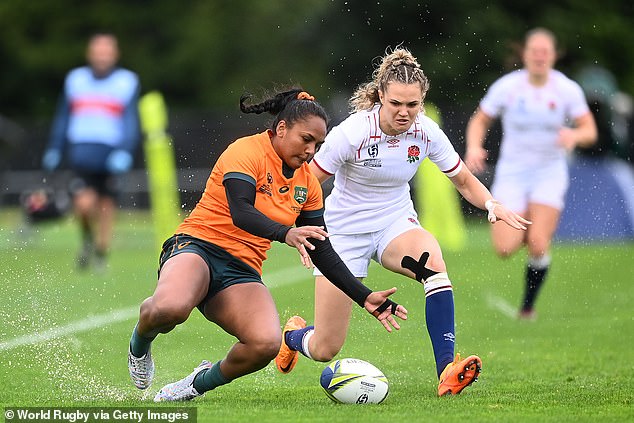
[372,298,399,317]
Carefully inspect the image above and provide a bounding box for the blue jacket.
[47,66,141,173]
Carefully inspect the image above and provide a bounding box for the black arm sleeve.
[224,177,291,243]
[296,212,372,307]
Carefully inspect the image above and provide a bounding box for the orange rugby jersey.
[176,131,323,274]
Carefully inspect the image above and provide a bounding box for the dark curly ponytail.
[240,88,329,132]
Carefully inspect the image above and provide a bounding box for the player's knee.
[141,297,191,326]
[400,251,446,283]
[492,241,517,258]
[74,192,96,213]
[249,336,281,362]
[494,247,514,259]
[527,239,549,257]
[309,343,341,362]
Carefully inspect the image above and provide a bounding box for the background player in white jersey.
[276,47,531,396]
[465,28,597,320]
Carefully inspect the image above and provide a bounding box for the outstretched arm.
[225,176,407,329]
[449,165,531,230]
[297,212,408,332]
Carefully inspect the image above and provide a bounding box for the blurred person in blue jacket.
[42,33,141,270]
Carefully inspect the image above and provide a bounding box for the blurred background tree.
[1,0,632,171]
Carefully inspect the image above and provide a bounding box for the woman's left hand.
[364,288,408,332]
[488,201,532,230]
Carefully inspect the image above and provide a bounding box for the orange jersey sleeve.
[176,131,323,273]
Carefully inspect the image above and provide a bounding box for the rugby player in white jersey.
[276,47,530,396]
[465,28,597,320]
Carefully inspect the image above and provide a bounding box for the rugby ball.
[320,358,389,404]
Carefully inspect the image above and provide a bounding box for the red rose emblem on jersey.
[407,145,420,163]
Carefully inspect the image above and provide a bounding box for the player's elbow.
[587,126,598,146]
[231,214,250,232]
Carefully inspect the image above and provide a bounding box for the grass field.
[1,209,633,422]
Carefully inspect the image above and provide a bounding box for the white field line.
[0,266,309,351]
[485,293,517,319]
[0,306,139,352]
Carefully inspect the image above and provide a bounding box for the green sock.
[193,361,230,394]
[129,324,155,357]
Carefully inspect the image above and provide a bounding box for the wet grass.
[1,209,633,422]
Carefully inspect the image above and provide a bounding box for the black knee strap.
[401,251,439,283]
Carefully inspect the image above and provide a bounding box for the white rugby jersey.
[480,69,590,172]
[312,104,461,234]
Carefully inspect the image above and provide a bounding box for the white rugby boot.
[154,360,212,402]
[128,347,155,390]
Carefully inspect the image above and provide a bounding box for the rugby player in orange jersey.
[127,88,408,402]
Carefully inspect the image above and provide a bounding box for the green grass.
[1,209,633,422]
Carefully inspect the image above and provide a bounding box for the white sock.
[529,254,551,270]
[301,329,315,360]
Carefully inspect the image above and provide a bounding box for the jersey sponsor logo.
[387,138,399,148]
[407,145,421,163]
[177,241,192,250]
[266,172,273,184]
[363,159,382,167]
[278,185,290,193]
[258,184,272,196]
[367,144,379,158]
[293,186,308,204]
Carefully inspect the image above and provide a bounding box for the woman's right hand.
[285,226,329,268]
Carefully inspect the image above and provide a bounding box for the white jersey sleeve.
[425,118,463,177]
[565,80,592,119]
[479,72,513,119]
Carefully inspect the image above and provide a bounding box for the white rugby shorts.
[491,162,569,213]
[314,209,421,278]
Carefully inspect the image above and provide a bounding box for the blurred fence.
[0,167,211,211]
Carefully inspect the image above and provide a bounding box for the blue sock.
[193,361,231,394]
[129,324,155,358]
[285,325,314,357]
[425,290,455,377]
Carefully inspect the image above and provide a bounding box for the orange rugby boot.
[437,353,482,396]
[275,315,306,374]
